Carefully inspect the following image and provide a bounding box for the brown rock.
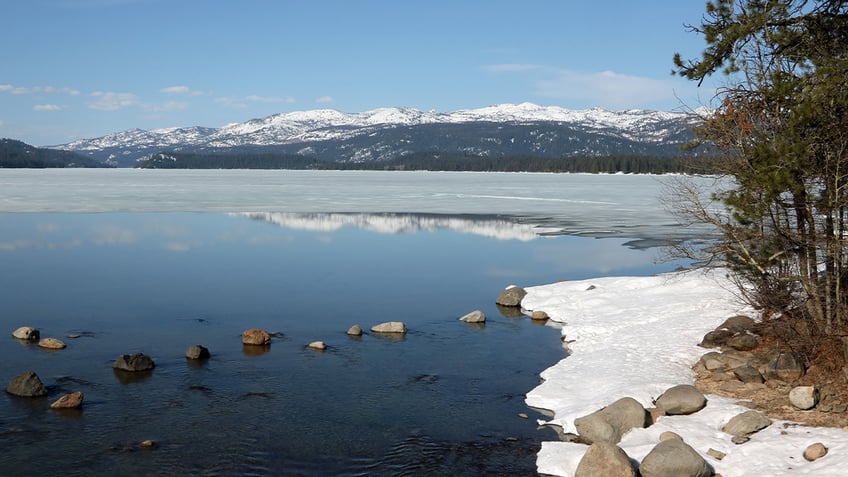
[530,310,549,321]
[574,441,636,477]
[803,442,828,461]
[242,328,271,345]
[51,391,84,409]
[38,337,66,350]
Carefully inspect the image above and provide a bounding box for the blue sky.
[2,0,721,146]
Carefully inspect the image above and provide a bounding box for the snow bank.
[523,269,848,476]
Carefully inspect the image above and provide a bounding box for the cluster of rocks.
[567,313,836,476]
[458,285,548,325]
[695,314,847,417]
[569,384,828,476]
[8,320,409,410]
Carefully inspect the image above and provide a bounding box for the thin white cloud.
[88,91,140,111]
[0,84,80,95]
[142,101,190,112]
[160,85,203,96]
[534,69,680,109]
[34,104,63,111]
[315,96,334,104]
[214,96,248,109]
[246,95,295,103]
[482,63,543,73]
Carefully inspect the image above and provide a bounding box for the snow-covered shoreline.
[522,269,848,476]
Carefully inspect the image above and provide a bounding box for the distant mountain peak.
[54,103,699,167]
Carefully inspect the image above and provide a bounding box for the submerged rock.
[38,337,66,350]
[371,321,407,334]
[51,391,84,409]
[459,310,486,323]
[113,353,155,372]
[6,371,48,397]
[185,344,210,360]
[307,341,327,350]
[242,328,271,345]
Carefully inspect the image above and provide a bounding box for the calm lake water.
[0,170,707,476]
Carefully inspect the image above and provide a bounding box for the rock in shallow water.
[371,321,407,334]
[185,344,210,360]
[346,324,363,336]
[6,371,48,397]
[51,391,84,409]
[113,353,155,372]
[242,328,271,345]
[38,337,66,350]
[459,310,486,323]
[495,286,526,307]
[12,326,39,341]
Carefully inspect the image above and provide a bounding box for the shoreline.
[521,269,848,476]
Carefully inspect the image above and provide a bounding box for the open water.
[0,170,712,476]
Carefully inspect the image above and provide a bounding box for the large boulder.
[789,386,819,410]
[574,397,648,444]
[733,365,765,384]
[459,310,486,323]
[698,329,733,348]
[242,328,271,345]
[639,439,711,477]
[495,286,526,307]
[717,315,756,333]
[371,321,407,334]
[575,441,636,477]
[113,353,155,372]
[725,332,760,351]
[723,410,772,437]
[6,371,48,397]
[654,385,707,415]
[764,351,805,382]
[12,326,39,341]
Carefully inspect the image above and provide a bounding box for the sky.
[1,0,723,146]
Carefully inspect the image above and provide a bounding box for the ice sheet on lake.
[0,169,720,241]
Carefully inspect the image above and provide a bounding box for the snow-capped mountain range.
[55,103,701,167]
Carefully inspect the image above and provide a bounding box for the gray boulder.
[717,315,756,333]
[698,329,733,348]
[459,310,486,323]
[371,321,407,334]
[723,410,772,437]
[764,351,805,382]
[655,385,706,415]
[733,365,765,384]
[789,386,818,410]
[639,439,711,477]
[726,332,760,351]
[6,371,48,397]
[575,441,636,477]
[495,286,526,307]
[12,326,39,341]
[113,353,155,372]
[574,397,648,444]
[346,324,363,336]
[185,345,210,360]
